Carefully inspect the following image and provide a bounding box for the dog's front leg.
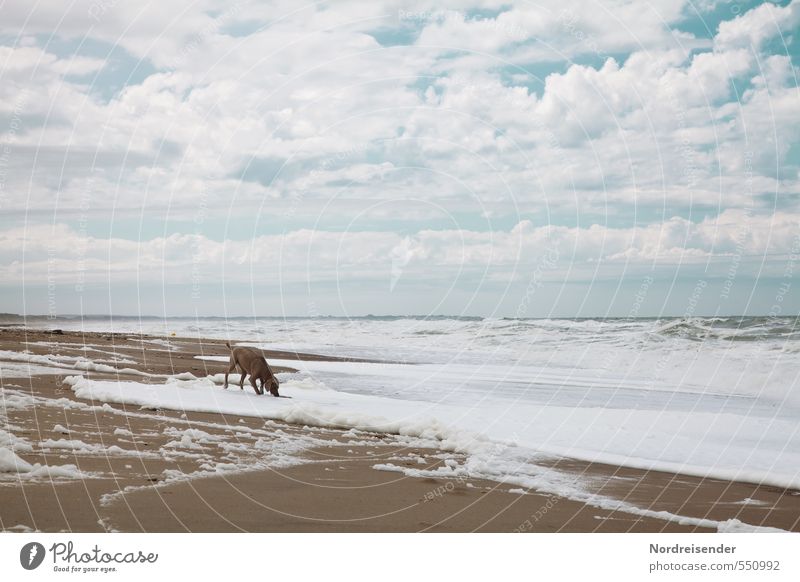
[250,376,263,395]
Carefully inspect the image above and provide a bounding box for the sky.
[0,0,798,318]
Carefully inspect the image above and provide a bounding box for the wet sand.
[1,327,798,532]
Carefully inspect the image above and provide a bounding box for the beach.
[1,325,798,533]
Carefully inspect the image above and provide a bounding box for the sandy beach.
[1,326,798,533]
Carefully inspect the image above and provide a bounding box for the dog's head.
[264,375,280,397]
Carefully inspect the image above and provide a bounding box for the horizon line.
[2,313,798,320]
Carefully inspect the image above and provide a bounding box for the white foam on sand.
[1,381,341,490]
[0,445,91,480]
[29,341,139,365]
[0,428,33,454]
[98,422,332,508]
[371,461,784,533]
[1,390,37,412]
[64,372,794,531]
[0,417,143,483]
[732,497,770,507]
[39,438,161,458]
[2,524,37,532]
[163,427,225,450]
[0,350,149,377]
[132,338,179,351]
[1,387,142,484]
[1,361,72,378]
[197,355,800,492]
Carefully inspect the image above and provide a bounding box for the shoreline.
[1,327,798,532]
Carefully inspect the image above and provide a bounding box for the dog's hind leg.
[238,365,247,390]
[224,356,237,389]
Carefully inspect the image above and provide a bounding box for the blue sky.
[1,0,798,317]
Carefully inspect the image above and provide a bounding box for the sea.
[13,314,800,519]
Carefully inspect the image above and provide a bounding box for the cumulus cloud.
[4,210,797,290]
[2,1,795,218]
[0,1,798,314]
[715,0,800,50]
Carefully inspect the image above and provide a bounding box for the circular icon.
[20,542,46,570]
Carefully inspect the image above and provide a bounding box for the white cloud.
[3,211,797,290]
[715,0,800,50]
[1,0,798,316]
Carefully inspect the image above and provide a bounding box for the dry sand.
[1,327,798,532]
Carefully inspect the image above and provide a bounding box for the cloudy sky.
[1,0,798,318]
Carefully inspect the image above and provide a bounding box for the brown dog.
[223,341,280,396]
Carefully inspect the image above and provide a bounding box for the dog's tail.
[225,341,232,352]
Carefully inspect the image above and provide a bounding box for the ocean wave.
[648,316,799,342]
